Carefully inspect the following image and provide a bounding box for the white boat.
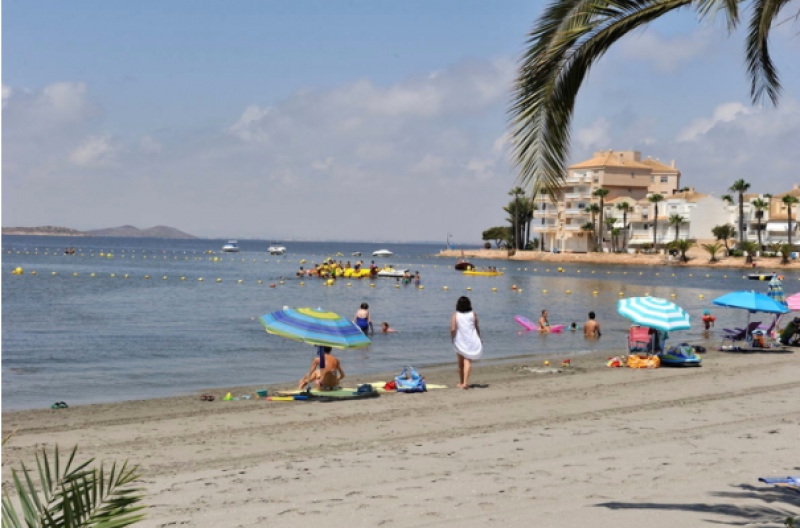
[376,267,409,278]
[268,244,287,255]
[351,252,362,257]
[372,249,393,257]
[222,240,240,253]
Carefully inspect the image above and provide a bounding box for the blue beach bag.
[394,366,426,393]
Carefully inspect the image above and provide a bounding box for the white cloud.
[2,85,12,107]
[677,102,751,141]
[575,118,611,149]
[620,30,713,73]
[311,157,334,171]
[70,135,117,166]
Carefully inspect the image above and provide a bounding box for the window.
[628,188,632,192]
[650,176,654,182]
[660,176,668,183]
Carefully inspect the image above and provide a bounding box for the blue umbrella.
[713,291,789,343]
[712,291,790,314]
[617,297,691,332]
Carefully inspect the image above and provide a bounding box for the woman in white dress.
[451,296,482,389]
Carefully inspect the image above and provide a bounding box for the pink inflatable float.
[514,315,564,333]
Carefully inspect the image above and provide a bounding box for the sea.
[3,235,796,411]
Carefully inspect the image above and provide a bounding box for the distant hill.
[86,225,197,239]
[2,226,91,236]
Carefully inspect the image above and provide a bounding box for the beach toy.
[562,359,571,367]
[223,392,233,401]
[256,390,268,398]
[544,360,550,366]
[267,397,294,401]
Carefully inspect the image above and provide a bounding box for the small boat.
[351,252,362,257]
[372,249,393,257]
[454,261,473,270]
[268,244,287,255]
[463,271,504,276]
[222,240,240,253]
[376,267,408,278]
[747,273,773,281]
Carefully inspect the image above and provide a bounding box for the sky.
[3,1,799,242]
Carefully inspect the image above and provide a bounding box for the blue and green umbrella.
[260,307,371,361]
[617,297,691,332]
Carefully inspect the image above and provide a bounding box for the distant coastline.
[2,225,197,239]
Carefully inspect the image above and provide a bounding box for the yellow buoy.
[543,289,548,294]
[619,292,624,296]
[52,272,57,275]
[518,289,523,293]
[124,274,130,278]
[492,287,497,292]
[699,294,704,299]
[370,283,375,288]
[216,278,222,282]
[31,271,37,275]
[238,280,243,284]
[670,293,676,298]
[110,273,116,278]
[443,286,449,290]
[257,280,263,284]
[144,275,150,279]
[279,281,284,285]
[544,360,550,366]
[163,276,168,280]
[466,287,472,291]
[419,285,425,289]
[566,290,571,294]
[299,281,305,286]
[592,291,598,295]
[198,277,203,281]
[73,273,79,276]
[395,284,400,288]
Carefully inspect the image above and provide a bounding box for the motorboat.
[372,249,393,257]
[351,252,362,257]
[377,267,409,278]
[747,273,773,281]
[268,244,287,255]
[222,240,240,253]
[454,260,473,270]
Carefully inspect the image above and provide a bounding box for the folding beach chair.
[758,476,800,494]
[720,321,761,347]
[628,325,653,353]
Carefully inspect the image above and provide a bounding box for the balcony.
[533,209,558,217]
[565,175,591,184]
[532,224,558,232]
[564,192,592,200]
[565,209,586,215]
[563,225,582,231]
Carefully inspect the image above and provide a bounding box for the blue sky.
[3,1,799,240]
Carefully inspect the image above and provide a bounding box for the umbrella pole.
[318,345,325,369]
[746,311,751,347]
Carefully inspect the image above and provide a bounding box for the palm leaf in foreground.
[2,445,146,528]
[511,0,791,197]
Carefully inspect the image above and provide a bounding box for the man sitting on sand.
[297,347,345,391]
[584,311,601,338]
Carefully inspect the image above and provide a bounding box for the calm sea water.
[3,235,796,411]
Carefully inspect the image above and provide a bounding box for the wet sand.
[3,349,799,527]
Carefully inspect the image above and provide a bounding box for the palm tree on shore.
[584,203,600,247]
[509,0,793,196]
[729,179,751,245]
[752,198,769,249]
[508,187,525,250]
[668,214,684,242]
[593,187,610,250]
[616,202,631,252]
[702,243,723,263]
[783,195,799,247]
[648,194,664,250]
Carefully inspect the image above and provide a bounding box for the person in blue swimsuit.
[354,302,373,335]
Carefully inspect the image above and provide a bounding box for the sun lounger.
[720,322,761,346]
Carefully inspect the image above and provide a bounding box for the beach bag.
[627,355,660,369]
[394,366,426,393]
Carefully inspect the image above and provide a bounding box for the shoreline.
[437,248,800,270]
[3,348,797,527]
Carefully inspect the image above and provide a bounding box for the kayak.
[463,271,504,276]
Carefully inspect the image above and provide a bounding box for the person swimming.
[569,322,580,331]
[538,310,550,333]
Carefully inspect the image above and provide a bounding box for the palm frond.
[511,0,693,198]
[746,0,793,105]
[2,445,146,528]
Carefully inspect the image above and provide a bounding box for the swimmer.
[538,310,550,333]
[569,322,580,331]
[381,322,398,333]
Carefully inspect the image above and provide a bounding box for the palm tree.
[782,195,799,247]
[712,224,737,255]
[668,214,684,241]
[721,194,735,206]
[593,187,610,250]
[778,243,793,264]
[509,0,792,196]
[508,187,525,250]
[616,201,631,252]
[584,203,601,248]
[729,179,751,244]
[667,239,695,263]
[648,194,664,250]
[739,241,759,264]
[702,243,723,263]
[2,445,146,528]
[610,227,622,252]
[752,197,769,249]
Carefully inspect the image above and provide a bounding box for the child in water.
[381,322,398,333]
[569,322,580,331]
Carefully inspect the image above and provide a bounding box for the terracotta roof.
[774,188,800,199]
[606,196,637,204]
[666,190,709,203]
[640,158,679,173]
[568,150,652,170]
[744,193,762,201]
[767,215,797,221]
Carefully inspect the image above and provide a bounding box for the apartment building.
[725,184,800,245]
[533,150,681,252]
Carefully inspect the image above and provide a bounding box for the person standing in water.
[538,310,550,333]
[354,302,373,335]
[584,311,601,338]
[451,296,482,389]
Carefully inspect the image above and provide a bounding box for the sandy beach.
[439,249,800,270]
[3,349,799,527]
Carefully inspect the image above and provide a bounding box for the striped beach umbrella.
[259,307,371,349]
[617,297,691,332]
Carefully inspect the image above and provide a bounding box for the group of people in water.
[537,309,602,338]
[63,247,76,255]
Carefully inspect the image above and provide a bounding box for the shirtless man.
[297,347,345,391]
[584,311,602,338]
